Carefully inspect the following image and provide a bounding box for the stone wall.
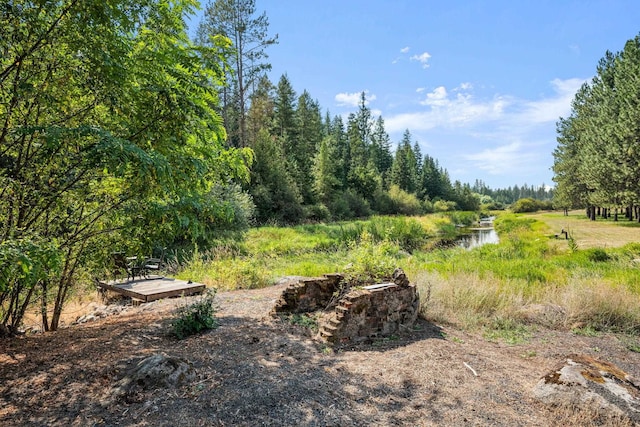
[271,274,343,314]
[318,269,419,344]
[271,269,420,345]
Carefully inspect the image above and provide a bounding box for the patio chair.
[142,247,165,279]
[112,252,141,282]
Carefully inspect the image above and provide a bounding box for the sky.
[186,1,640,189]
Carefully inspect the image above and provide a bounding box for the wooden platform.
[97,277,206,303]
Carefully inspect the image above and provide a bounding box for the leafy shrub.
[510,198,552,213]
[303,203,331,222]
[433,200,457,212]
[445,211,479,227]
[366,216,429,252]
[585,248,611,262]
[387,185,423,216]
[172,289,218,339]
[344,232,402,285]
[329,189,371,220]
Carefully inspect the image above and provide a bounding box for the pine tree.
[197,0,277,147]
[370,116,394,188]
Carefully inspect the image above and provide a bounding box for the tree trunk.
[41,280,49,332]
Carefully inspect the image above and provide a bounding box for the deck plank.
[97,277,205,302]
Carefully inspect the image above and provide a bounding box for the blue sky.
[187,1,640,189]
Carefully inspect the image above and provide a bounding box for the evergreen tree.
[294,90,323,204]
[313,136,341,206]
[390,130,418,194]
[370,116,394,187]
[330,115,350,189]
[197,0,277,147]
[249,130,303,223]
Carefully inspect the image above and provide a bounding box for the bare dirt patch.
[2,283,639,426]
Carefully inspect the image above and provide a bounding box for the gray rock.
[106,353,195,403]
[392,268,410,287]
[533,354,640,423]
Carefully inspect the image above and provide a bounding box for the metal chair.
[112,252,141,282]
[142,247,165,279]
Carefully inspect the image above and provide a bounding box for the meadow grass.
[178,211,640,336]
[411,213,640,335]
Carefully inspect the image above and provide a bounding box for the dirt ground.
[1,282,639,427]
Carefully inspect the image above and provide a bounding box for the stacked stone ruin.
[271,268,419,344]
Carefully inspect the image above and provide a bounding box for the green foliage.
[444,211,479,227]
[343,232,403,285]
[330,189,372,220]
[553,33,640,213]
[385,185,424,216]
[433,200,457,212]
[510,198,552,213]
[0,1,251,331]
[484,317,533,345]
[493,214,537,234]
[571,326,601,337]
[281,313,319,332]
[172,289,218,339]
[585,248,611,262]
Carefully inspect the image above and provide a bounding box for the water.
[457,228,500,250]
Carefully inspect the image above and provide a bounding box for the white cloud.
[464,142,532,175]
[422,86,448,106]
[400,46,410,53]
[385,84,506,132]
[515,77,585,124]
[381,78,585,186]
[410,52,431,68]
[334,90,377,107]
[386,77,583,134]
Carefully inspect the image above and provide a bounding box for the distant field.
[526,210,640,249]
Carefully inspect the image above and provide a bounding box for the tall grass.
[177,212,640,334]
[413,214,640,334]
[177,215,450,290]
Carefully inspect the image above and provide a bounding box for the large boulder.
[533,354,640,423]
[106,352,195,403]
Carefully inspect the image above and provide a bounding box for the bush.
[172,289,218,339]
[329,189,371,220]
[510,198,552,213]
[344,232,402,285]
[303,203,331,222]
[366,216,430,252]
[445,211,479,227]
[433,200,457,212]
[387,185,423,216]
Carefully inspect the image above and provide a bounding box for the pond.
[456,217,499,250]
[457,227,500,250]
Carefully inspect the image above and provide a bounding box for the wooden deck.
[97,276,206,303]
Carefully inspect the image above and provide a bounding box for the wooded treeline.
[553,33,640,220]
[195,0,556,225]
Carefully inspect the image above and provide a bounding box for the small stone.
[392,268,410,287]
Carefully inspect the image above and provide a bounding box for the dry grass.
[528,210,640,249]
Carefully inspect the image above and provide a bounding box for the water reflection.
[457,228,500,250]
